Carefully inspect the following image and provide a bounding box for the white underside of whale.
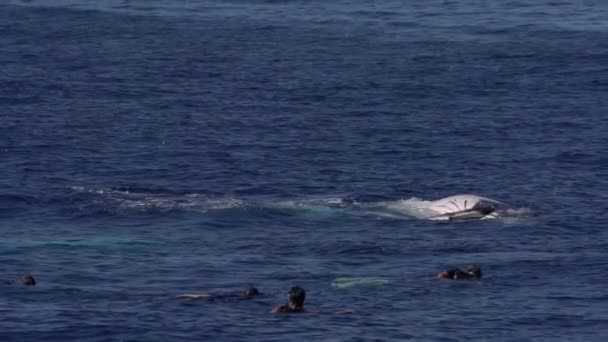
[426,194,504,220]
[385,194,512,221]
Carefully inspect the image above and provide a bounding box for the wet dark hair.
[21,274,36,286]
[243,287,259,298]
[467,264,482,279]
[288,286,306,308]
[443,268,459,279]
[451,269,470,280]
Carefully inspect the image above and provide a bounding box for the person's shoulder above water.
[436,264,482,280]
[271,303,303,313]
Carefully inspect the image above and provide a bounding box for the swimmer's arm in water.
[336,308,353,315]
[271,304,309,314]
[272,305,351,315]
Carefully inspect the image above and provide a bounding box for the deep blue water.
[1,0,608,341]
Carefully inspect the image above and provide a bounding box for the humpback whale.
[426,194,510,221]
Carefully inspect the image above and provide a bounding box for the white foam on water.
[70,186,245,213]
[332,277,389,289]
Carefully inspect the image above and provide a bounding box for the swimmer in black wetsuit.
[3,274,36,286]
[21,274,36,286]
[436,265,482,280]
[272,286,306,313]
[179,286,259,300]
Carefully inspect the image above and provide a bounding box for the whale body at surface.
[426,194,512,221]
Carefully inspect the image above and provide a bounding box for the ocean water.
[1,0,607,341]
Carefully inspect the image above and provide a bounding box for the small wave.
[67,186,244,214]
[0,193,40,217]
[0,237,166,250]
[0,193,38,205]
[262,196,357,220]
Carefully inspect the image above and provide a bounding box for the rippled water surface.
[1,1,607,341]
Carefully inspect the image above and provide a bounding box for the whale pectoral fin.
[429,209,489,221]
[480,212,499,220]
[427,213,452,221]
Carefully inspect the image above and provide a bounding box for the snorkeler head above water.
[21,274,36,286]
[436,265,482,280]
[243,286,259,298]
[465,264,482,279]
[272,286,306,313]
